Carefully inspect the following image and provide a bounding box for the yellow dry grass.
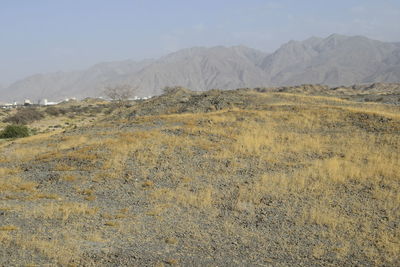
[0,91,399,265]
[0,176,37,193]
[26,202,98,221]
[0,225,19,231]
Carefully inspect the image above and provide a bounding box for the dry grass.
[0,91,399,265]
[0,167,21,176]
[15,234,80,265]
[0,225,19,231]
[0,176,37,193]
[27,202,98,221]
[61,174,78,182]
[224,106,399,264]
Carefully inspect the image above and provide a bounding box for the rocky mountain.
[1,34,400,102]
[261,34,400,86]
[0,59,154,102]
[117,46,269,96]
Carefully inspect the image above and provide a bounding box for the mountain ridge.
[1,34,400,102]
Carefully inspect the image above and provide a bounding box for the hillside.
[0,60,155,103]
[1,34,400,102]
[0,87,399,265]
[261,34,400,85]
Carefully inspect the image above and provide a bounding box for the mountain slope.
[261,34,400,86]
[1,34,400,102]
[0,59,154,102]
[120,46,269,96]
[0,47,267,102]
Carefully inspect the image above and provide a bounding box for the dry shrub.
[3,108,44,124]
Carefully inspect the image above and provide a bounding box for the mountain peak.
[327,33,347,40]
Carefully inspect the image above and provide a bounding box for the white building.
[0,102,17,109]
[43,99,58,106]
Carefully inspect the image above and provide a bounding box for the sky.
[1,0,400,85]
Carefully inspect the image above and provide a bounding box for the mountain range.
[1,34,400,102]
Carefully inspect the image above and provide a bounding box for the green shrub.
[0,124,30,139]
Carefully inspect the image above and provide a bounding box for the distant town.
[0,95,153,109]
[0,98,77,109]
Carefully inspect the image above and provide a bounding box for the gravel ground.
[0,88,399,266]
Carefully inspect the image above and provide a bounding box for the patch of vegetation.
[104,84,137,107]
[3,108,44,124]
[45,106,67,116]
[0,124,30,138]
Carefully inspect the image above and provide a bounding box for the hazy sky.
[1,0,400,85]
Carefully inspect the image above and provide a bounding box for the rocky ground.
[0,86,399,266]
[256,83,400,105]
